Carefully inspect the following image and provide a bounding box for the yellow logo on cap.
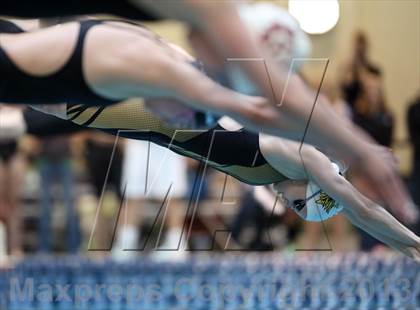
[315,192,339,213]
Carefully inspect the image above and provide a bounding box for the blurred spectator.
[84,132,123,200]
[230,186,286,250]
[37,136,80,253]
[322,81,353,119]
[350,66,395,251]
[74,131,124,253]
[407,93,420,234]
[114,140,188,261]
[341,31,381,108]
[85,132,124,251]
[0,106,26,259]
[185,158,211,202]
[352,66,394,146]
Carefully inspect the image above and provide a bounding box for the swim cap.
[229,3,312,95]
[239,3,311,69]
[304,163,344,222]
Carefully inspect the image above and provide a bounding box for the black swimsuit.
[0,0,159,21]
[0,18,218,129]
[0,20,117,106]
[0,18,286,185]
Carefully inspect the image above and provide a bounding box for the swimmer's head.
[274,179,307,210]
[229,3,312,95]
[274,163,344,222]
[239,3,311,70]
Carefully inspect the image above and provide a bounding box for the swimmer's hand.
[392,243,420,262]
[351,144,415,224]
[342,206,420,262]
[377,233,420,262]
[406,246,420,262]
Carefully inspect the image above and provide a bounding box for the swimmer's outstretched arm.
[151,51,409,220]
[145,0,406,209]
[343,209,420,260]
[299,146,420,260]
[197,1,376,162]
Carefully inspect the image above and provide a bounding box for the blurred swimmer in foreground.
[0,3,413,216]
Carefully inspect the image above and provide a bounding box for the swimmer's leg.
[82,23,280,129]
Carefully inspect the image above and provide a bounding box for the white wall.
[297,0,419,173]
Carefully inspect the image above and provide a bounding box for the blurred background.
[0,1,418,309]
